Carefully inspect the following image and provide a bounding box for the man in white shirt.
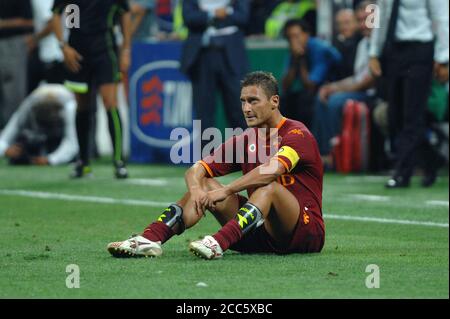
[311,1,376,162]
[369,0,449,188]
[0,84,78,166]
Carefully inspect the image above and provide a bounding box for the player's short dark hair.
[283,18,312,39]
[240,71,279,99]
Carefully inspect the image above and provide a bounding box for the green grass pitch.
[0,159,448,298]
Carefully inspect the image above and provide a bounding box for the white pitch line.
[0,189,169,207]
[347,194,449,208]
[426,200,449,207]
[126,178,170,186]
[348,194,391,202]
[324,214,448,228]
[0,189,448,228]
[344,176,388,183]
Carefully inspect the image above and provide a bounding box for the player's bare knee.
[254,181,279,197]
[103,101,118,110]
[203,177,223,191]
[100,93,117,109]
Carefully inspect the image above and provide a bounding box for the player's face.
[240,85,278,128]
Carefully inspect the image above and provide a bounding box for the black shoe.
[421,155,446,187]
[114,161,128,179]
[70,161,92,179]
[385,176,410,189]
[421,172,437,188]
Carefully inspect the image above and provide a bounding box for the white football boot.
[189,235,223,260]
[107,235,162,258]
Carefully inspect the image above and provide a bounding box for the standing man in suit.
[369,0,449,188]
[180,0,250,132]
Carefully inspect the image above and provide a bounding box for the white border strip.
[0,189,447,228]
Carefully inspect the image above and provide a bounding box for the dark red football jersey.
[199,118,324,223]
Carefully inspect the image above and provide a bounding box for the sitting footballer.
[107,71,325,259]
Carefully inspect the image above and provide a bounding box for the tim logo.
[130,60,193,148]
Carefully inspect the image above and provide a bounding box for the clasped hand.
[190,187,231,217]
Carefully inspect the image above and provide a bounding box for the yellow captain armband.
[276,146,300,171]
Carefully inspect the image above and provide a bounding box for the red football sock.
[213,219,243,251]
[142,222,175,244]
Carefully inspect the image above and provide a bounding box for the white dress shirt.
[199,0,238,46]
[31,0,63,63]
[353,36,376,95]
[0,84,78,165]
[369,0,449,63]
[354,37,370,83]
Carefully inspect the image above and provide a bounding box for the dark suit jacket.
[180,0,250,76]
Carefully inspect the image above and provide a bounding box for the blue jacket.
[180,0,250,76]
[306,37,342,85]
[284,37,342,87]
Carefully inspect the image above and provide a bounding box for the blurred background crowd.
[0,0,448,187]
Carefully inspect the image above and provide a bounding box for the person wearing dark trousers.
[0,0,34,129]
[51,0,132,179]
[180,0,249,133]
[369,0,449,188]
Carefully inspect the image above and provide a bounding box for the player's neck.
[266,113,284,129]
[257,113,284,137]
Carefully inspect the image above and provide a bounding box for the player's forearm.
[225,160,284,195]
[299,59,316,92]
[121,12,132,50]
[48,140,77,165]
[51,14,65,43]
[0,139,8,157]
[35,20,54,41]
[330,77,353,92]
[0,18,33,29]
[349,75,376,92]
[185,163,209,192]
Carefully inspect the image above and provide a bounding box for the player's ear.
[270,95,280,110]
